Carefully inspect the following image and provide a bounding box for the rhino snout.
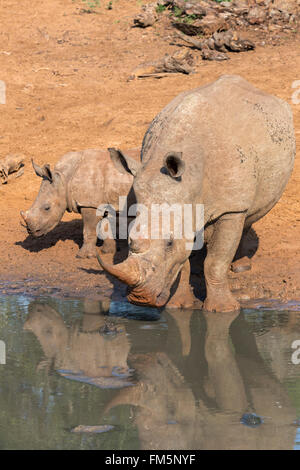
[20,210,43,237]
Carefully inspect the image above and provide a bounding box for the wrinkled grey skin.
[99,75,295,312]
[21,149,138,258]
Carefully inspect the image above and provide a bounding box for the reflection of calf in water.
[106,310,299,450]
[24,301,132,389]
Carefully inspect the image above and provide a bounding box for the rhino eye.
[43,204,51,211]
[166,236,174,249]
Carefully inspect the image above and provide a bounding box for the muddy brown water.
[1,294,300,450]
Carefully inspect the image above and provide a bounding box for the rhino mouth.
[22,224,44,237]
[126,263,182,308]
[21,222,56,238]
[127,286,170,308]
[28,228,43,237]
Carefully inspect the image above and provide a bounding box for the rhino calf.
[21,148,138,258]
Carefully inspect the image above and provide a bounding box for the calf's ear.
[108,148,141,177]
[163,152,185,178]
[32,159,53,182]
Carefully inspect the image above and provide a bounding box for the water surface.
[0,295,300,450]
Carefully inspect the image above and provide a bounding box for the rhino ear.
[108,148,141,177]
[32,159,53,181]
[163,152,185,178]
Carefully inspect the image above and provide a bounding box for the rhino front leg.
[101,238,117,254]
[166,259,202,309]
[77,207,99,259]
[203,212,246,313]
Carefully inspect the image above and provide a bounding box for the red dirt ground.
[0,0,299,307]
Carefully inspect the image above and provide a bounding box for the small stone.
[174,14,227,36]
[247,6,267,24]
[133,3,158,28]
[71,425,114,433]
[272,0,295,14]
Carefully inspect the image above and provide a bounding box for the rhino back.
[141,75,295,220]
[70,149,135,211]
[54,151,83,180]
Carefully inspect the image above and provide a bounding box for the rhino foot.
[166,297,203,309]
[203,291,240,313]
[166,287,202,310]
[76,246,97,259]
[231,256,251,273]
[100,239,117,255]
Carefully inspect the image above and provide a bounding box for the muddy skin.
[99,75,295,312]
[21,148,139,258]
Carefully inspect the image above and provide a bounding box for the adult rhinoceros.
[98,75,295,312]
[21,148,139,258]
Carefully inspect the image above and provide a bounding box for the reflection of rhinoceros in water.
[250,314,300,383]
[105,310,300,450]
[24,301,133,389]
[24,301,300,449]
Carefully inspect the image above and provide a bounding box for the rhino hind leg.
[203,212,246,313]
[77,207,99,259]
[231,225,258,273]
[231,228,252,273]
[231,256,251,273]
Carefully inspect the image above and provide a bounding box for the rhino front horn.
[96,250,141,287]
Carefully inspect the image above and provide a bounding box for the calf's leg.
[77,208,99,259]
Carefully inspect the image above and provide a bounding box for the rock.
[176,29,255,55]
[201,46,229,61]
[232,0,249,6]
[220,1,232,6]
[0,154,25,184]
[247,6,267,24]
[128,49,194,80]
[232,5,249,15]
[269,8,282,19]
[213,30,255,52]
[133,3,158,28]
[185,2,207,16]
[198,14,228,34]
[172,0,187,11]
[268,23,282,31]
[71,425,115,433]
[281,10,291,21]
[272,0,295,14]
[173,14,227,35]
